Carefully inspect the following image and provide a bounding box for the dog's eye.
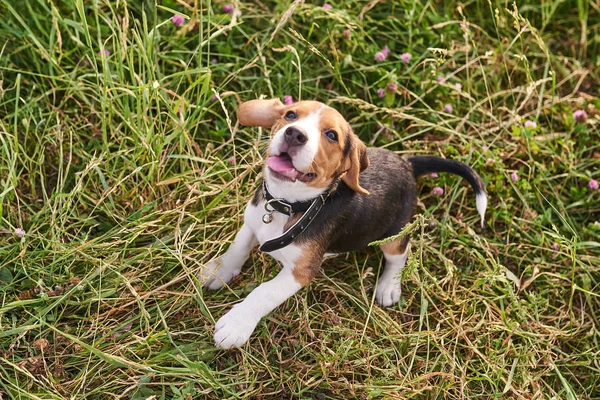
[324,129,338,141]
[285,111,297,120]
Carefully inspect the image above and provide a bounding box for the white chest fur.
[244,200,301,264]
[244,200,285,243]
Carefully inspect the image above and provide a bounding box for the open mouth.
[266,153,317,183]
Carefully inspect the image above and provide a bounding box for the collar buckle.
[264,198,293,216]
[263,198,293,224]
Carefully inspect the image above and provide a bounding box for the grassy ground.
[1,0,599,398]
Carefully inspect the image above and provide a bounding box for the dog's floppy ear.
[342,134,370,194]
[238,99,285,128]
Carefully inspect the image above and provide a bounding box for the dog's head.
[238,99,370,201]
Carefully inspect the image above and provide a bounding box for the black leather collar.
[259,182,334,253]
[262,183,313,216]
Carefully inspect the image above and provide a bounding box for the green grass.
[0,0,599,398]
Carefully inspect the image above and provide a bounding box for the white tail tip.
[476,193,488,228]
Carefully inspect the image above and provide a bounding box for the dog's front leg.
[202,223,258,290]
[214,244,322,349]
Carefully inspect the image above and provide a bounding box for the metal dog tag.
[262,213,274,224]
[262,200,277,224]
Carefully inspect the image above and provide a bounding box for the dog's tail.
[408,156,487,227]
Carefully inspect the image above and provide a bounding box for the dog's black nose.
[284,126,307,146]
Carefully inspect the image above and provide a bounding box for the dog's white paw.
[200,259,241,290]
[375,278,401,307]
[214,305,258,349]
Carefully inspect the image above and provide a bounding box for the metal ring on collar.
[264,198,292,215]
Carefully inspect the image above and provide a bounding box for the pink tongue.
[267,155,299,180]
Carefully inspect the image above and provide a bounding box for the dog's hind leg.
[202,223,258,290]
[376,236,410,307]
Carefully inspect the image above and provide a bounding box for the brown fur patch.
[380,236,410,256]
[302,105,369,193]
[340,134,369,194]
[304,107,351,189]
[292,242,324,286]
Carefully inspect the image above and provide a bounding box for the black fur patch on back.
[295,147,417,254]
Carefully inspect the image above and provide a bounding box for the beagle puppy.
[203,99,487,349]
